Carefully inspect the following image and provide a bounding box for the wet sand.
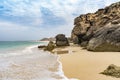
[58,45,120,80]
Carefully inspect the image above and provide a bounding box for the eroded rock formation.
[72,2,120,45]
[71,1,120,51]
[87,21,120,51]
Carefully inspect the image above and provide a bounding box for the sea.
[0,41,70,80]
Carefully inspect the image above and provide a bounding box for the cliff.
[72,2,120,44]
[71,2,120,51]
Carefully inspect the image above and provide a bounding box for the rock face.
[101,64,120,78]
[71,2,120,45]
[56,34,69,46]
[87,22,120,51]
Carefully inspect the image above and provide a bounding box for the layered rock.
[71,2,120,45]
[56,34,69,46]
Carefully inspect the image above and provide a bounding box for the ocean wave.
[0,44,71,80]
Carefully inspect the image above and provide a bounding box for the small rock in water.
[44,41,55,51]
[38,45,46,48]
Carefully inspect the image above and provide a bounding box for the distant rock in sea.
[71,1,120,51]
[40,37,55,41]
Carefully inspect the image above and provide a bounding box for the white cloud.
[104,0,119,6]
[0,20,73,41]
[0,21,27,31]
[2,0,119,17]
[0,0,119,40]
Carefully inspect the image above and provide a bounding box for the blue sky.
[0,0,119,41]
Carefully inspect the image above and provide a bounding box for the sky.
[0,0,119,41]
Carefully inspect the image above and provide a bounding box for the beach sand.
[56,45,120,80]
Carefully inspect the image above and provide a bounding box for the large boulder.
[87,22,120,52]
[101,64,120,78]
[71,2,120,45]
[56,34,69,46]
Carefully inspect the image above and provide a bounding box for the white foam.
[0,45,38,58]
[22,45,38,53]
[56,56,69,80]
[0,43,79,80]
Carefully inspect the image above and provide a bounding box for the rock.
[56,34,69,46]
[81,41,88,47]
[87,22,120,52]
[71,2,120,45]
[38,45,46,48]
[101,64,120,78]
[71,34,79,44]
[44,41,55,51]
[40,37,55,41]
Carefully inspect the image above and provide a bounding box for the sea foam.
[0,44,70,80]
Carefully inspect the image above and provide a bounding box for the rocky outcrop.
[56,34,69,46]
[44,41,55,51]
[87,21,120,51]
[101,64,120,78]
[71,2,120,45]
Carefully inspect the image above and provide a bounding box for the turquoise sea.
[0,41,68,80]
[0,41,45,52]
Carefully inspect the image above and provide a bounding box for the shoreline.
[55,45,120,80]
[0,43,69,80]
[1,41,120,80]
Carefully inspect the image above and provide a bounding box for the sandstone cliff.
[71,2,120,51]
[72,2,120,44]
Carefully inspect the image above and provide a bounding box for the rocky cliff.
[71,2,120,51]
[72,1,120,44]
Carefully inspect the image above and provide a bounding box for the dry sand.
[57,45,120,80]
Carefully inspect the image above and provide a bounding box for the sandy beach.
[56,45,120,80]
